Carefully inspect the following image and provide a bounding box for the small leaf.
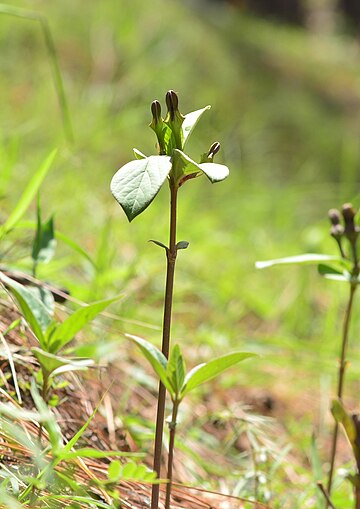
[149,239,168,250]
[176,241,189,250]
[167,345,186,397]
[111,156,172,221]
[256,254,348,270]
[108,460,122,481]
[172,149,202,179]
[32,347,93,377]
[133,148,147,160]
[126,334,174,397]
[32,197,56,265]
[182,106,211,147]
[0,272,51,346]
[331,399,357,448]
[46,295,123,353]
[198,162,229,183]
[0,149,57,240]
[181,352,256,397]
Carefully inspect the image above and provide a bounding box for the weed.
[257,203,360,508]
[111,90,231,508]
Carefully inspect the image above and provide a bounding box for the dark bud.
[208,142,221,159]
[342,203,359,235]
[165,90,179,121]
[328,208,341,226]
[151,100,162,124]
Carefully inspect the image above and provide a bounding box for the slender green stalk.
[165,400,179,509]
[327,283,357,496]
[151,183,178,509]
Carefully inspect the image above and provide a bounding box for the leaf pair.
[127,334,255,402]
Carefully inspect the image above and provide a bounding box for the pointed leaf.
[133,148,147,160]
[0,149,57,240]
[126,334,174,396]
[176,241,189,250]
[331,399,358,452]
[198,162,229,183]
[32,211,56,265]
[172,149,202,178]
[0,272,51,346]
[47,295,123,353]
[182,106,211,147]
[182,352,256,397]
[111,156,172,221]
[26,286,55,316]
[256,254,348,270]
[167,344,186,396]
[32,347,93,376]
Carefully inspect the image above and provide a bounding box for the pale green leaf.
[0,149,57,239]
[111,156,172,221]
[0,272,51,346]
[182,352,256,397]
[331,399,357,449]
[61,448,141,461]
[47,295,123,353]
[32,347,93,376]
[182,106,211,147]
[167,344,186,397]
[256,254,347,270]
[133,148,147,159]
[126,334,174,396]
[198,162,229,183]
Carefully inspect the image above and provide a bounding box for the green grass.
[1,0,360,507]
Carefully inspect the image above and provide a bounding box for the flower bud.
[328,208,341,226]
[330,224,344,239]
[164,90,184,150]
[208,142,221,159]
[151,100,162,125]
[165,90,179,122]
[342,203,359,236]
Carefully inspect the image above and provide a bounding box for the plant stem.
[356,484,360,509]
[151,183,178,509]
[327,283,357,497]
[165,400,179,509]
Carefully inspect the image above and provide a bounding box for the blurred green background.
[1,0,360,505]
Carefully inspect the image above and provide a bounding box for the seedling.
[257,203,360,507]
[111,90,229,509]
[0,271,122,406]
[128,333,255,508]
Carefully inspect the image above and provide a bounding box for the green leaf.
[318,264,351,282]
[133,148,147,159]
[0,272,51,346]
[167,344,186,397]
[32,199,56,265]
[181,352,256,397]
[331,399,358,452]
[172,149,202,179]
[61,448,141,461]
[176,240,189,250]
[12,220,97,269]
[46,295,123,353]
[26,286,55,316]
[256,254,347,270]
[126,334,174,396]
[0,149,57,240]
[111,155,172,221]
[108,460,157,482]
[32,347,93,376]
[198,162,229,183]
[182,106,211,147]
